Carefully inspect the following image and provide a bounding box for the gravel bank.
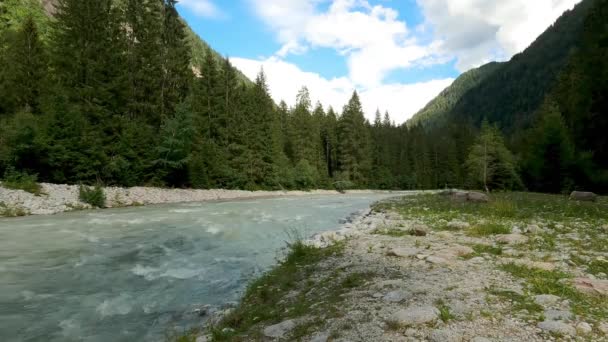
[0,183,400,216]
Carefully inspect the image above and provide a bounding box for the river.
[0,193,397,341]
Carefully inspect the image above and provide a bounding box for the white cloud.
[248,0,441,87]
[417,0,582,70]
[232,57,453,124]
[178,0,223,18]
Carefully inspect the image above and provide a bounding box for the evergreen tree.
[337,91,372,186]
[465,121,521,191]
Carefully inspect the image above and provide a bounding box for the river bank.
[0,183,403,217]
[201,192,608,341]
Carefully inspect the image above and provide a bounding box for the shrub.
[79,184,106,208]
[1,167,42,195]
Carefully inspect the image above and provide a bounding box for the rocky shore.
[0,183,398,217]
[202,193,608,341]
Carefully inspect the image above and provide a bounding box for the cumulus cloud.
[248,0,441,87]
[417,0,582,70]
[178,0,224,19]
[232,57,454,124]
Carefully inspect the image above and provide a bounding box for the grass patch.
[79,184,106,208]
[472,244,503,256]
[587,259,608,276]
[207,238,348,341]
[435,299,455,323]
[468,222,511,236]
[0,202,27,217]
[489,199,518,218]
[487,288,543,317]
[2,168,42,195]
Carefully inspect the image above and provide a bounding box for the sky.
[176,0,581,124]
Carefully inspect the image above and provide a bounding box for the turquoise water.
[0,194,395,341]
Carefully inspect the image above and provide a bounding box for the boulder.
[386,306,439,327]
[467,192,490,203]
[573,278,608,296]
[386,247,419,258]
[569,191,597,202]
[543,309,573,321]
[263,319,297,338]
[576,322,593,335]
[382,290,411,303]
[450,191,469,202]
[537,321,576,336]
[533,294,561,307]
[496,234,528,245]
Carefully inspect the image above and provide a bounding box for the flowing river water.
[0,193,399,342]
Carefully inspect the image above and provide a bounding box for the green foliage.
[1,167,41,195]
[468,222,511,236]
[79,184,106,208]
[465,121,522,191]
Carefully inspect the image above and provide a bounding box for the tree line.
[1,0,605,194]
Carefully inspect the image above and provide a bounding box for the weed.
[79,184,106,208]
[473,244,503,256]
[2,168,42,195]
[435,299,455,322]
[468,222,511,236]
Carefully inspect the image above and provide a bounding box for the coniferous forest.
[0,0,607,193]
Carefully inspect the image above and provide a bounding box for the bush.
[79,184,106,208]
[2,167,42,195]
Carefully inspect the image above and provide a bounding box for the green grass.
[487,288,543,318]
[79,184,106,208]
[435,299,455,323]
[0,202,27,217]
[472,244,503,256]
[372,227,409,237]
[468,222,511,236]
[206,239,349,341]
[587,259,608,276]
[1,168,42,196]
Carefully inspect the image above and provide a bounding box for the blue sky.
[176,0,581,123]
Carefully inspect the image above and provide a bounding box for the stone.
[569,191,597,202]
[309,331,329,342]
[429,328,462,342]
[525,224,542,234]
[533,294,561,307]
[387,247,419,258]
[195,336,208,342]
[576,322,593,335]
[383,290,411,303]
[599,322,608,335]
[426,255,451,265]
[447,220,470,230]
[467,192,490,203]
[496,234,528,245]
[409,226,428,236]
[543,309,573,321]
[451,191,469,202]
[537,321,576,336]
[444,245,474,257]
[263,319,297,338]
[470,338,492,342]
[386,306,439,327]
[573,277,608,296]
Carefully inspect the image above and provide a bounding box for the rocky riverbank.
[202,193,608,341]
[0,183,402,217]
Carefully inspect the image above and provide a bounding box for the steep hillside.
[37,0,252,85]
[408,62,503,127]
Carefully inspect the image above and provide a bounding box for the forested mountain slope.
[408,62,503,128]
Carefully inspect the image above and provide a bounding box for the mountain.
[36,0,252,85]
[410,0,596,132]
[408,62,503,127]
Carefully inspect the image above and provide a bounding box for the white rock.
[387,247,419,258]
[533,294,561,307]
[447,220,470,230]
[537,321,576,336]
[383,290,410,303]
[195,336,208,342]
[526,224,542,234]
[426,255,451,265]
[599,322,608,335]
[386,306,439,327]
[576,322,593,335]
[308,331,329,342]
[429,328,462,342]
[496,234,528,245]
[543,309,573,321]
[470,337,492,342]
[263,319,297,338]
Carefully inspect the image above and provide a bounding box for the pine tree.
[466,120,521,191]
[337,91,372,187]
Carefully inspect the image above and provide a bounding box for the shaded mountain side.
[447,0,596,133]
[408,62,503,128]
[38,0,252,85]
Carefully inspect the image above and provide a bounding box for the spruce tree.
[337,91,372,187]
